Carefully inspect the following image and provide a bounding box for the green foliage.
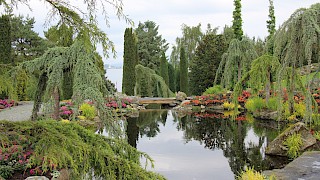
[135,21,168,72]
[122,28,138,95]
[232,0,243,40]
[160,52,169,86]
[215,37,257,89]
[0,165,14,179]
[283,133,303,159]
[274,3,320,123]
[0,14,11,64]
[245,97,265,113]
[248,54,279,94]
[190,34,227,95]
[266,0,276,39]
[135,64,174,98]
[79,103,96,120]
[44,23,74,47]
[170,24,204,68]
[0,120,165,179]
[237,167,266,180]
[203,85,224,95]
[265,97,278,111]
[168,63,176,92]
[180,47,188,94]
[2,0,132,58]
[11,15,49,63]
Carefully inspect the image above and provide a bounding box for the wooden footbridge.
[138,97,179,105]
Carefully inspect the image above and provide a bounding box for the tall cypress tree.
[160,52,169,85]
[122,28,138,95]
[180,47,188,94]
[266,0,276,55]
[168,63,176,92]
[0,15,12,64]
[232,0,243,41]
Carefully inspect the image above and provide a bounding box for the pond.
[126,110,289,180]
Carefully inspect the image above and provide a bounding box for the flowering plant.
[0,99,15,109]
[59,100,73,119]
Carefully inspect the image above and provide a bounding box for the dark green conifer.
[160,52,169,85]
[180,47,188,94]
[232,0,243,40]
[0,15,12,64]
[122,28,138,95]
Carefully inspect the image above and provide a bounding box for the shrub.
[294,103,306,117]
[0,165,14,179]
[283,133,302,159]
[79,103,96,120]
[245,97,265,112]
[223,102,235,110]
[203,85,224,95]
[265,97,278,111]
[237,167,265,180]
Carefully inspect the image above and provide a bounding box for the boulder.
[263,151,320,180]
[176,91,187,101]
[253,110,278,120]
[266,122,317,156]
[0,105,5,109]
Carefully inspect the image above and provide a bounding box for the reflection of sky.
[137,112,234,180]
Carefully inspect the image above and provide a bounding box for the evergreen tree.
[266,0,276,54]
[122,28,138,95]
[175,68,180,93]
[168,63,176,92]
[11,15,49,62]
[2,0,131,57]
[135,64,173,98]
[215,37,258,89]
[44,23,74,47]
[190,34,227,95]
[274,3,320,122]
[135,21,168,72]
[232,0,243,40]
[0,14,12,64]
[160,52,169,85]
[179,47,188,94]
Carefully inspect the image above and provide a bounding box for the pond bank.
[263,151,320,179]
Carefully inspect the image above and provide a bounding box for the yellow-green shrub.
[283,133,302,159]
[237,167,265,180]
[203,85,224,95]
[245,97,265,112]
[294,102,306,117]
[79,103,96,120]
[223,102,235,110]
[265,97,278,111]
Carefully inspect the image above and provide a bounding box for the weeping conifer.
[215,37,258,89]
[122,28,138,95]
[135,64,173,98]
[18,40,124,135]
[274,3,320,122]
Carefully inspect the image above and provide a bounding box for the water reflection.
[126,110,287,179]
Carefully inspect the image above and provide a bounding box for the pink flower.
[30,169,35,175]
[63,110,72,115]
[60,106,68,111]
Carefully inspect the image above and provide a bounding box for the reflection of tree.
[177,114,280,176]
[126,110,168,148]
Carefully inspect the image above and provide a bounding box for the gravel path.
[0,101,34,121]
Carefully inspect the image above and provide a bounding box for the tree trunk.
[289,68,295,114]
[265,68,271,103]
[52,86,60,120]
[237,60,242,82]
[31,74,47,121]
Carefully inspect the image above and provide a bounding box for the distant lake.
[106,68,123,92]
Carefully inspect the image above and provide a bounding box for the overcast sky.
[10,0,320,65]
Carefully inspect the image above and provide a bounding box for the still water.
[126,110,285,180]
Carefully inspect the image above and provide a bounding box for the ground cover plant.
[0,120,165,180]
